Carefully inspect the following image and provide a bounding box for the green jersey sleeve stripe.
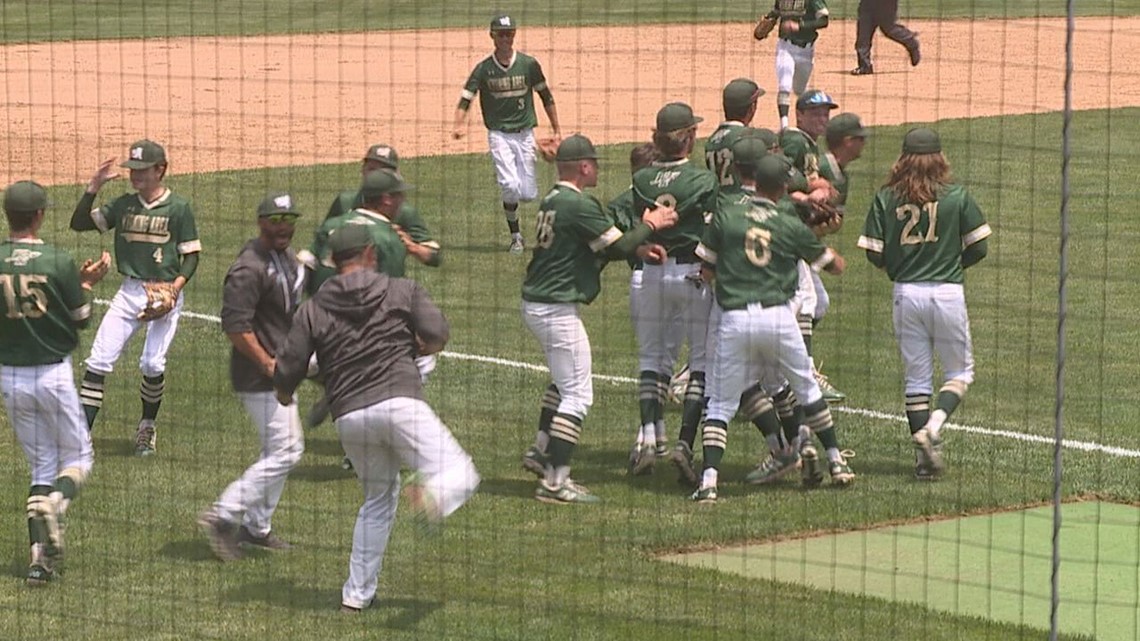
[69,303,91,322]
[588,227,622,253]
[857,235,884,253]
[696,242,717,264]
[962,224,992,247]
[178,240,203,255]
[533,81,548,92]
[461,89,476,101]
[810,247,836,272]
[91,208,110,233]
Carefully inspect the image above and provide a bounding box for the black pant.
[855,0,918,68]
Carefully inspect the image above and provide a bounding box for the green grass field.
[0,104,1135,640]
[0,0,1137,42]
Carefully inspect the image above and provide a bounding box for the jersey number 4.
[896,201,940,245]
[0,274,49,319]
[535,210,557,249]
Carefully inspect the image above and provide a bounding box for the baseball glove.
[536,137,560,162]
[137,282,179,321]
[753,16,778,40]
[805,202,844,237]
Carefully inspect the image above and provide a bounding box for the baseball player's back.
[522,183,620,305]
[632,160,718,256]
[0,240,89,363]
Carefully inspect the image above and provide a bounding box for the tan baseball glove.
[753,16,778,40]
[137,282,179,321]
[536,137,560,162]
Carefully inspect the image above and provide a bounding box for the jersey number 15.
[0,274,49,319]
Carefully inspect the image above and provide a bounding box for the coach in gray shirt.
[199,192,306,562]
[273,224,479,613]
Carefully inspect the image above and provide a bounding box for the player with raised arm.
[857,128,990,479]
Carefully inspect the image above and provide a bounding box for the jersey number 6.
[744,228,773,267]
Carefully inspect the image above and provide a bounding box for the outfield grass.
[0,0,1137,43]
[0,107,1134,640]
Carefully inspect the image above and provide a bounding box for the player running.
[857,127,990,479]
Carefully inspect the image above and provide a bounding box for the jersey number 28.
[535,210,557,249]
[0,274,48,319]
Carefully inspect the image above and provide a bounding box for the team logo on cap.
[499,16,511,26]
[371,145,391,158]
[274,195,292,209]
[130,147,144,160]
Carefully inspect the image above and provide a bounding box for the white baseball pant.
[337,397,479,610]
[521,301,593,419]
[636,258,712,375]
[488,129,539,205]
[791,260,818,318]
[1,358,94,487]
[86,278,184,377]
[776,38,816,96]
[892,282,976,395]
[213,392,304,538]
[630,269,683,372]
[706,301,822,424]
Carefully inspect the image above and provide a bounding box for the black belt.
[498,127,530,134]
[673,253,701,265]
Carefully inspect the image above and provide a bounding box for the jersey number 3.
[535,210,557,249]
[0,274,48,319]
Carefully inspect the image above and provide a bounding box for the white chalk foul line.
[95,299,1140,459]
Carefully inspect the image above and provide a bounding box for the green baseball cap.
[741,127,780,151]
[826,113,870,139]
[902,127,942,154]
[360,170,413,199]
[327,224,374,258]
[3,180,50,213]
[256,191,302,218]
[364,143,399,169]
[555,134,598,162]
[120,139,167,169]
[656,102,703,133]
[490,15,516,31]
[795,89,839,112]
[723,78,764,110]
[754,154,794,190]
[730,137,769,169]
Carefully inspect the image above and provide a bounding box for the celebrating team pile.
[0,12,990,613]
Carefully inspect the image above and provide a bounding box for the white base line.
[96,299,1140,460]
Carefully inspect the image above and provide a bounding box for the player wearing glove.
[70,140,202,456]
[1,181,110,584]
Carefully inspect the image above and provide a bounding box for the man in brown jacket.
[273,224,479,613]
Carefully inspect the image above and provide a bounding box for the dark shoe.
[909,40,921,66]
[26,562,55,586]
[238,526,293,550]
[305,395,331,429]
[198,510,243,562]
[851,65,874,75]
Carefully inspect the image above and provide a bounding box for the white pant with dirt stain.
[85,277,184,377]
[488,128,538,205]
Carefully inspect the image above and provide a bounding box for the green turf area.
[662,501,1140,641]
[0,0,1136,42]
[0,107,1134,640]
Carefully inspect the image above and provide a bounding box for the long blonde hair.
[652,127,696,159]
[885,152,953,203]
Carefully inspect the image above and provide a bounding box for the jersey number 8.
[0,274,49,320]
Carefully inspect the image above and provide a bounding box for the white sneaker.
[509,236,525,254]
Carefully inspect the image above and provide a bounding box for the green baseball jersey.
[522,182,622,304]
[325,189,435,246]
[818,151,849,207]
[0,239,89,366]
[857,184,992,284]
[606,186,641,270]
[460,52,551,132]
[632,159,719,257]
[305,209,408,293]
[779,128,821,179]
[703,122,748,188]
[770,0,829,47]
[697,197,832,310]
[92,189,201,280]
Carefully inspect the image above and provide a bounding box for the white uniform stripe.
[588,227,622,253]
[460,89,475,101]
[857,236,884,253]
[695,243,717,264]
[962,224,992,247]
[91,208,109,233]
[810,248,836,272]
[69,304,91,321]
[178,239,202,255]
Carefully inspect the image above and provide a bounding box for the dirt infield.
[0,17,1135,186]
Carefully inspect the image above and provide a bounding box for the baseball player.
[69,140,202,456]
[198,192,306,562]
[851,0,921,75]
[1,181,110,584]
[779,91,846,403]
[273,224,479,613]
[692,154,853,503]
[704,78,765,189]
[857,128,990,479]
[519,134,677,504]
[763,0,830,130]
[629,103,719,480]
[452,14,562,254]
[324,143,442,267]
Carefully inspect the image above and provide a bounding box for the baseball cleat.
[909,39,922,66]
[912,428,944,479]
[135,421,156,457]
[198,509,243,562]
[813,363,847,403]
[800,446,824,489]
[238,526,293,550]
[630,443,657,476]
[655,443,669,458]
[521,446,549,479]
[25,563,55,586]
[340,456,354,471]
[745,450,802,485]
[339,598,374,614]
[509,235,525,254]
[670,440,699,486]
[850,65,874,75]
[304,395,331,429]
[828,450,857,487]
[690,485,718,503]
[535,479,601,505]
